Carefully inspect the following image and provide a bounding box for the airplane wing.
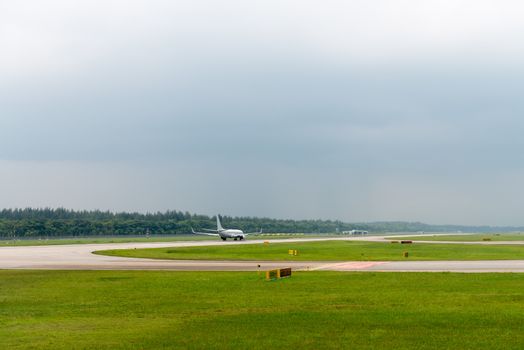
[244,229,263,235]
[192,228,220,236]
[202,228,219,233]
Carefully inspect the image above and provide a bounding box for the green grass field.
[0,235,211,246]
[96,240,524,261]
[1,270,523,350]
[0,233,310,247]
[390,233,524,242]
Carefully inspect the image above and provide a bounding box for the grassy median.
[95,240,524,261]
[1,270,523,350]
[390,233,524,242]
[0,234,311,247]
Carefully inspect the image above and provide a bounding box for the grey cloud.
[2,1,524,225]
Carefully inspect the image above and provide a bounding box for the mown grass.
[0,233,310,247]
[0,235,210,246]
[96,240,524,261]
[0,270,523,350]
[391,233,524,242]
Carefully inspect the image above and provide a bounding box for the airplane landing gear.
[234,238,238,241]
[221,237,226,241]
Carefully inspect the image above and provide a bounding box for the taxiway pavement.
[1,236,524,272]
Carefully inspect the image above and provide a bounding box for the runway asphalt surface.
[1,235,524,272]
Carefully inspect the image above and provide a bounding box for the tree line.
[0,208,517,238]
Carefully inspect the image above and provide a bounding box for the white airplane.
[192,215,261,241]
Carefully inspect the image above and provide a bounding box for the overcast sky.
[1,1,524,225]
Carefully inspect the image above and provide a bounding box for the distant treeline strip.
[0,208,517,238]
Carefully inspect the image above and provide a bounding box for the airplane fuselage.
[219,229,245,241]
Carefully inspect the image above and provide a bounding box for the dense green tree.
[0,208,514,238]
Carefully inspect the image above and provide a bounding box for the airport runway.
[1,236,524,272]
[315,260,524,273]
[0,237,358,271]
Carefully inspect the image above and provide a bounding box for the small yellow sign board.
[266,267,292,281]
[288,249,298,256]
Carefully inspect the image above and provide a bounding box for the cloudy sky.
[1,1,524,225]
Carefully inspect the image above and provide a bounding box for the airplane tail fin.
[216,215,224,231]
